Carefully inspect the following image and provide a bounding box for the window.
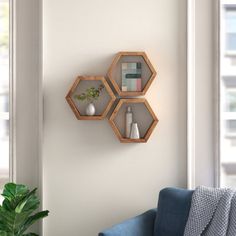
[225,89,236,112]
[225,8,236,51]
[220,1,236,188]
[0,0,10,192]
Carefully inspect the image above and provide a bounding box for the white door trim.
[9,0,42,234]
[187,0,196,190]
[9,0,16,183]
[187,0,220,189]
[214,0,220,188]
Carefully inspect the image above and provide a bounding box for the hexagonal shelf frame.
[109,98,158,143]
[66,76,116,120]
[107,52,157,97]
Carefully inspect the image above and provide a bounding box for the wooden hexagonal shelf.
[66,76,116,120]
[107,52,157,97]
[109,98,158,143]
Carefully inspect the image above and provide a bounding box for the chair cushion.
[154,187,193,236]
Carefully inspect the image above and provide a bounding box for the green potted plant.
[74,84,104,116]
[0,183,49,236]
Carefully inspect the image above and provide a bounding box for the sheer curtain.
[220,1,236,187]
[0,0,9,196]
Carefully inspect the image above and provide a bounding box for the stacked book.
[121,62,142,92]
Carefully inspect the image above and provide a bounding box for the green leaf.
[0,233,14,236]
[15,188,38,213]
[0,221,11,232]
[18,211,49,235]
[22,233,38,236]
[0,210,33,235]
[0,183,49,236]
[2,183,29,201]
[20,195,39,213]
[2,183,30,211]
[0,231,8,236]
[74,84,104,102]
[1,199,13,211]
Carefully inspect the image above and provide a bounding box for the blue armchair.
[99,187,193,236]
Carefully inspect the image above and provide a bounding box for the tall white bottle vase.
[125,106,133,138]
[130,123,140,139]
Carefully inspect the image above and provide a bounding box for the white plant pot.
[130,123,140,139]
[86,103,96,116]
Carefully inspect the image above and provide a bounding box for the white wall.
[42,0,187,235]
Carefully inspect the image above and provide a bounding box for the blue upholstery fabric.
[153,187,193,236]
[98,187,193,236]
[98,209,157,236]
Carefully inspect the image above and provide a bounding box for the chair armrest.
[98,208,157,236]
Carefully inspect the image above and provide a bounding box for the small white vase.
[130,123,140,139]
[86,103,96,116]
